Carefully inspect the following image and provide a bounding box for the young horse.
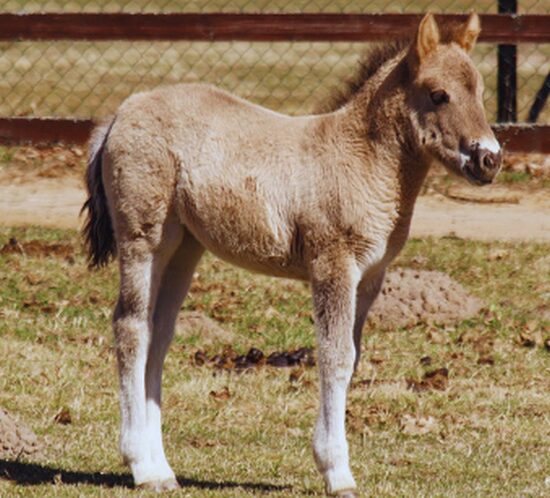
[83,13,501,497]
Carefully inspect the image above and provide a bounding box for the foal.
[83,13,501,496]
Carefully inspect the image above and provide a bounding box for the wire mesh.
[0,1,547,124]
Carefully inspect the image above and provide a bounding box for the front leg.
[310,252,361,497]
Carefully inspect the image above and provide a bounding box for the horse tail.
[81,118,116,268]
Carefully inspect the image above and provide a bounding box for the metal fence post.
[497,0,517,122]
[527,72,550,123]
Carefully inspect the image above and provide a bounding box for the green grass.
[498,170,532,184]
[0,226,549,497]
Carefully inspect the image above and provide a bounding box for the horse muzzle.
[461,141,502,186]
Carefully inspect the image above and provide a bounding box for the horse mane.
[321,40,410,113]
[321,21,467,113]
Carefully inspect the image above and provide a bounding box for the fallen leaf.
[288,367,313,389]
[407,368,448,392]
[188,437,217,448]
[289,368,305,383]
[209,387,231,401]
[193,350,207,366]
[518,331,536,348]
[477,355,495,365]
[54,407,72,425]
[420,355,432,366]
[369,356,384,365]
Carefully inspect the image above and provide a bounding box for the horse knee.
[113,300,150,367]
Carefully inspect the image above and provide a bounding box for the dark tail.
[81,119,116,268]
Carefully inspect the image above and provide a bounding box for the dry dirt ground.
[0,147,548,241]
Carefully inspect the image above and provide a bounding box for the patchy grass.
[498,170,532,184]
[0,226,549,497]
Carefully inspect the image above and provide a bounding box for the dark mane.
[321,20,471,113]
[321,39,410,113]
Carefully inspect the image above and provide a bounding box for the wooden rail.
[0,118,548,153]
[0,13,548,43]
[0,118,94,146]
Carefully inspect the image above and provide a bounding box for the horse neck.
[335,62,430,218]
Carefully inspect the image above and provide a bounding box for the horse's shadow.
[0,459,290,493]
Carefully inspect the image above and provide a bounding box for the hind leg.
[352,271,385,372]
[143,230,204,490]
[113,219,183,489]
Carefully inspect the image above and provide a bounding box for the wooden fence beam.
[0,118,94,146]
[493,124,550,153]
[0,13,548,43]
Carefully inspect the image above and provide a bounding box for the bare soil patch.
[0,407,41,460]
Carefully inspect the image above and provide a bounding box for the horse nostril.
[483,153,494,169]
[477,149,501,172]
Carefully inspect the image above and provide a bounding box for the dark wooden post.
[497,0,517,122]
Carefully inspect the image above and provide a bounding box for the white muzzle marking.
[476,136,501,154]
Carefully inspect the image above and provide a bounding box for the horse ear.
[414,13,440,62]
[455,12,481,53]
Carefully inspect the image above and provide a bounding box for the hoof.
[335,489,357,498]
[136,478,180,492]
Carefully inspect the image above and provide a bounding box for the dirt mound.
[369,269,484,330]
[0,407,41,459]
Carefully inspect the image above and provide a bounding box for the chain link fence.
[0,1,548,124]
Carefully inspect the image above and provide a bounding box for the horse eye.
[430,90,450,105]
